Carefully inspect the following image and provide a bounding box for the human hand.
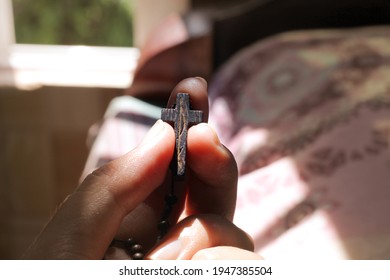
[23,77,260,260]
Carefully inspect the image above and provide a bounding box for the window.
[0,0,139,89]
[12,0,134,47]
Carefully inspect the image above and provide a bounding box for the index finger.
[186,123,238,220]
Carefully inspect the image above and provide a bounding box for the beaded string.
[157,173,178,241]
[109,238,144,260]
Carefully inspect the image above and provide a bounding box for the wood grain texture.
[161,93,203,177]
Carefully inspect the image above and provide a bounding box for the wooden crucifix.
[161,93,203,178]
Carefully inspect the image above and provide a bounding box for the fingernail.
[148,239,183,260]
[139,120,166,146]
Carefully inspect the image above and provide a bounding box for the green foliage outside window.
[13,0,134,46]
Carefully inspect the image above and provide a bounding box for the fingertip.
[137,119,174,150]
[187,123,237,177]
[170,77,208,96]
[168,77,209,122]
[188,123,222,150]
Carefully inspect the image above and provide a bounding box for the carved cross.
[161,93,203,177]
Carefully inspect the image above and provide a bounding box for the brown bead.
[129,244,143,254]
[158,220,170,231]
[132,252,144,260]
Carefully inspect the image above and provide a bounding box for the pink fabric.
[208,26,390,259]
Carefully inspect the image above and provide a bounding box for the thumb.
[24,120,175,259]
[146,214,254,260]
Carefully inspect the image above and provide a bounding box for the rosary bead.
[129,244,143,254]
[125,238,136,246]
[132,252,144,260]
[165,194,178,205]
[161,205,172,220]
[158,220,170,231]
